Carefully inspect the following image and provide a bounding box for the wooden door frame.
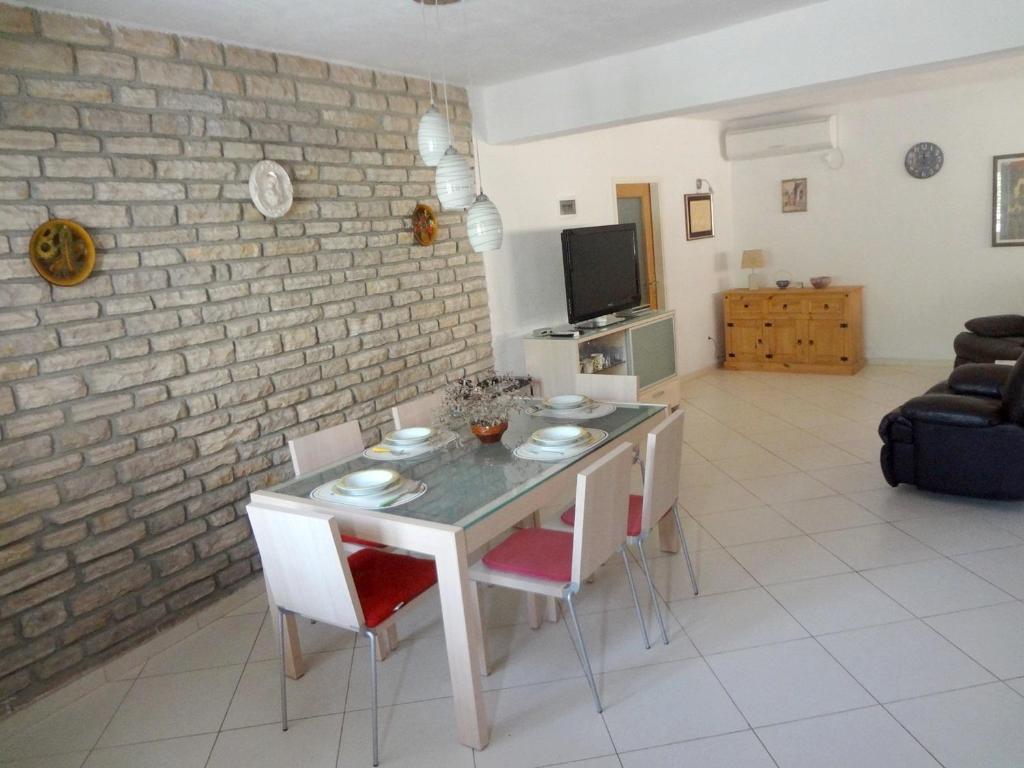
[615,182,660,309]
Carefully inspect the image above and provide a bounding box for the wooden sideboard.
[722,286,864,375]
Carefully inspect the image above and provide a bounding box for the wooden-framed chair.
[469,444,642,712]
[288,421,403,657]
[248,505,437,767]
[391,390,443,430]
[562,409,697,646]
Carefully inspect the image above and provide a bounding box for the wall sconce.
[696,178,714,194]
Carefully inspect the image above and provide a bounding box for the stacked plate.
[529,425,591,448]
[332,468,403,498]
[543,394,591,411]
[383,427,435,447]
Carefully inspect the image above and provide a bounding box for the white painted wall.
[478,116,734,376]
[474,0,1024,144]
[730,76,1024,361]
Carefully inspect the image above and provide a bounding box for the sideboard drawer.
[767,296,808,315]
[809,296,845,317]
[725,296,765,318]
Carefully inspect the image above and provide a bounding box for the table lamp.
[741,249,765,289]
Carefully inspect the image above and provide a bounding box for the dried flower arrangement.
[438,372,525,438]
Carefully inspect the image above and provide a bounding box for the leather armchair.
[879,356,1024,500]
[954,314,1024,366]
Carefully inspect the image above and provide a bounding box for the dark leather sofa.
[879,355,1024,500]
[954,314,1024,366]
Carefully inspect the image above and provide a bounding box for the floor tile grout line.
[334,626,358,767]
[201,605,267,768]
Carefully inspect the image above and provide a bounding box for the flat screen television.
[561,223,642,325]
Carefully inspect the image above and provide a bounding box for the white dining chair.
[564,409,697,645]
[288,420,364,475]
[391,390,443,430]
[574,373,639,402]
[288,421,402,657]
[469,443,642,712]
[248,505,437,767]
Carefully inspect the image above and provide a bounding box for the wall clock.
[905,142,944,179]
[29,219,95,286]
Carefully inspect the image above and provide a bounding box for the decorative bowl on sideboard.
[810,276,832,289]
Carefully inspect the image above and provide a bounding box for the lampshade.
[741,249,765,269]
[466,193,503,252]
[417,105,448,167]
[435,146,475,210]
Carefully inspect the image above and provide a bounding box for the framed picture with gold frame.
[684,193,714,240]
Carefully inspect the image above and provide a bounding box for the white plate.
[333,468,401,496]
[544,394,590,411]
[248,160,293,219]
[384,427,435,445]
[530,425,588,446]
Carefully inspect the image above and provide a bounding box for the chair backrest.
[391,390,443,430]
[289,421,364,476]
[640,409,685,533]
[248,505,364,629]
[1003,354,1024,424]
[571,443,633,585]
[574,373,639,402]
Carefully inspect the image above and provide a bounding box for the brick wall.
[0,4,493,711]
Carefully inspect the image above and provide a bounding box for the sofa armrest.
[965,315,1024,338]
[901,394,1006,428]
[947,364,1013,399]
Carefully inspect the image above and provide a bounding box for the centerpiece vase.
[471,421,508,444]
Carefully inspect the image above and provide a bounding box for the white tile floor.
[3,364,1024,768]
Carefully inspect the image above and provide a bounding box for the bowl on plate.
[543,394,590,411]
[334,468,402,496]
[530,425,589,447]
[775,279,791,289]
[384,427,435,445]
[810,276,832,289]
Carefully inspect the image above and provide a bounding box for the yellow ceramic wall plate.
[412,203,438,246]
[29,219,96,286]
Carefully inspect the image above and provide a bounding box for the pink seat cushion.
[481,527,574,583]
[347,548,437,628]
[561,494,649,537]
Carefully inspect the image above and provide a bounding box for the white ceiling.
[22,0,827,85]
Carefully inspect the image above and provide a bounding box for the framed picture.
[684,193,714,240]
[993,153,1024,246]
[781,178,807,212]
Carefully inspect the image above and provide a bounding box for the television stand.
[574,314,622,330]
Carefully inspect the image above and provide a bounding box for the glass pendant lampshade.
[417,105,448,167]
[467,192,503,252]
[435,146,475,210]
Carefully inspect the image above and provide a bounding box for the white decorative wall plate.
[248,160,293,218]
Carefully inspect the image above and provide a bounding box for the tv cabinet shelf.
[523,310,679,407]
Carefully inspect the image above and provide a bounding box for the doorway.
[615,183,660,309]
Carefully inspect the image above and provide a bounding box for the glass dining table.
[246,400,671,750]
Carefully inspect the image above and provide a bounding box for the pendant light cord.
[420,0,434,105]
[460,0,482,195]
[435,1,453,146]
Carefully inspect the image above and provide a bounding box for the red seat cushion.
[481,527,573,583]
[561,494,648,537]
[347,548,437,628]
[341,534,386,549]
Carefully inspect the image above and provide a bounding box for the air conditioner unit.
[723,116,837,161]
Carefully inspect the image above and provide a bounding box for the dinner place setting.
[310,466,427,509]
[513,423,609,462]
[533,393,617,419]
[362,425,458,461]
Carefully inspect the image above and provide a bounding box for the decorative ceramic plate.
[29,219,95,286]
[412,203,438,246]
[248,160,293,218]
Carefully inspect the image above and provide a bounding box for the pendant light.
[435,145,475,210]
[467,191,503,251]
[417,103,448,167]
